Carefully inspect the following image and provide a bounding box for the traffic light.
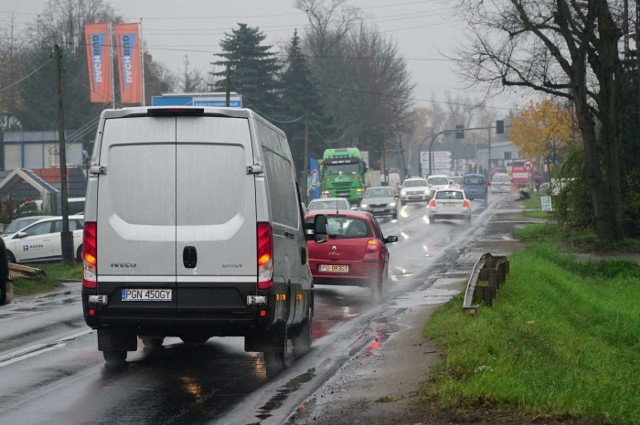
[496,120,505,134]
[455,125,464,139]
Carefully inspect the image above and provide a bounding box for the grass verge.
[421,235,640,424]
[12,262,82,296]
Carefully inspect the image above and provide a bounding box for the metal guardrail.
[462,253,509,314]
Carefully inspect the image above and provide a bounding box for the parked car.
[359,186,399,219]
[460,173,487,201]
[307,197,352,212]
[426,174,451,198]
[2,215,55,237]
[400,177,430,204]
[490,173,512,193]
[3,215,84,263]
[428,188,472,224]
[305,210,398,298]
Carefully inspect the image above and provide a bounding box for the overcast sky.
[6,0,528,113]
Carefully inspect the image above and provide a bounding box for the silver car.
[428,188,471,224]
[359,186,399,219]
[307,197,352,212]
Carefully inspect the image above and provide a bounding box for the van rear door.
[175,116,257,310]
[96,116,178,309]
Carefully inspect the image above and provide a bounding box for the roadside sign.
[541,195,552,212]
[524,160,533,171]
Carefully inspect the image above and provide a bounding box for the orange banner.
[84,23,113,104]
[114,23,143,104]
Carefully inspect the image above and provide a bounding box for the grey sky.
[6,0,526,111]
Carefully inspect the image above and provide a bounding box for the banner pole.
[108,22,115,108]
[139,18,146,106]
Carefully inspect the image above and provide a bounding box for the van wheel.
[264,322,288,377]
[76,244,83,262]
[103,350,127,364]
[292,302,313,358]
[6,251,16,264]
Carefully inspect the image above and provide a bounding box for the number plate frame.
[121,289,173,302]
[318,264,350,273]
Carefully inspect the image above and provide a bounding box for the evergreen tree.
[279,30,333,177]
[213,24,281,118]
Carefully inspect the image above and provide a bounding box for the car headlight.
[424,190,430,195]
[389,201,396,207]
[360,203,370,209]
[400,189,407,196]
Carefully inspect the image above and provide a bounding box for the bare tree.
[452,0,626,242]
[297,0,415,166]
[178,55,206,93]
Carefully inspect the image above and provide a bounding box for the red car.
[305,209,398,297]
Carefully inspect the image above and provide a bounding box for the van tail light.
[366,239,380,252]
[83,222,97,289]
[257,223,273,290]
[460,183,464,189]
[463,200,470,209]
[428,199,436,208]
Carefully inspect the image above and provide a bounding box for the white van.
[81,106,326,373]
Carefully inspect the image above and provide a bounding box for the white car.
[428,188,471,224]
[307,197,352,211]
[3,216,84,263]
[426,174,451,198]
[400,177,429,203]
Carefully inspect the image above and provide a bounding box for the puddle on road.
[255,368,316,420]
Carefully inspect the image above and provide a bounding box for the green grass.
[422,245,640,424]
[12,261,82,296]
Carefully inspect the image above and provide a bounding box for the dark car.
[461,173,487,200]
[305,210,398,298]
[359,186,400,219]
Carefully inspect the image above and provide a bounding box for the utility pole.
[54,44,74,265]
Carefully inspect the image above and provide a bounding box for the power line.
[0,58,52,93]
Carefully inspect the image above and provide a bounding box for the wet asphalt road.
[0,194,509,425]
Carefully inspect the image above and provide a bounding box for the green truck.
[320,148,367,204]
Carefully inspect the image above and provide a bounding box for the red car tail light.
[83,222,97,289]
[428,199,436,208]
[257,223,273,290]
[366,239,380,252]
[463,199,470,209]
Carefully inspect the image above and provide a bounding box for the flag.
[114,23,143,104]
[84,23,113,103]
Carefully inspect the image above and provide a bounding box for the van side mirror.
[305,214,329,243]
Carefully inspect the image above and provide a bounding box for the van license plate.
[319,264,349,273]
[121,289,172,302]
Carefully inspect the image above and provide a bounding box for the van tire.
[6,251,15,264]
[264,322,288,377]
[103,350,127,364]
[76,244,83,262]
[292,302,313,358]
